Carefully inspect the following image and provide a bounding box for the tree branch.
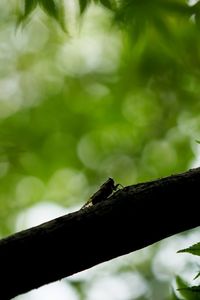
[1,167,200,299]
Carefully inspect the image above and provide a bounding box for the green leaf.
[188,286,200,293]
[170,288,184,300]
[100,0,113,10]
[176,276,199,300]
[177,242,200,256]
[193,272,200,280]
[16,0,38,29]
[178,286,200,300]
[24,0,38,17]
[38,0,67,31]
[39,0,58,19]
[176,276,189,291]
[79,0,89,14]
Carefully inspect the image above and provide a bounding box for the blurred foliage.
[178,242,200,257]
[1,0,200,299]
[174,243,200,300]
[175,276,200,300]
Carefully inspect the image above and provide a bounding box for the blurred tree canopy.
[0,0,200,299]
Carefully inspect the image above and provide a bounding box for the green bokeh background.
[0,1,200,299]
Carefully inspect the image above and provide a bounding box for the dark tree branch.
[0,167,200,299]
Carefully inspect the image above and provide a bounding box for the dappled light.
[13,281,79,300]
[15,201,68,230]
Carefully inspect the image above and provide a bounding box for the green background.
[0,1,200,299]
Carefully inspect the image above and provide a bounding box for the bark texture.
[0,167,200,299]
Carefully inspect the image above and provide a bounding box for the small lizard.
[81,177,120,209]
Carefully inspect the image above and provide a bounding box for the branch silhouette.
[0,167,200,299]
